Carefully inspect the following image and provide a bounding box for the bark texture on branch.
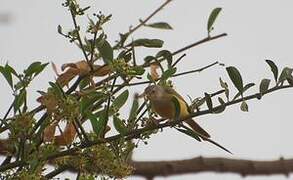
[131,157,293,178]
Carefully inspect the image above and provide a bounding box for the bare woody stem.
[131,157,293,178]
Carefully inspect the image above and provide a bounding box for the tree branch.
[131,157,293,177]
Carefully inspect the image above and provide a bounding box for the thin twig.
[172,54,186,67]
[142,33,227,67]
[122,61,220,87]
[69,8,90,63]
[128,0,173,36]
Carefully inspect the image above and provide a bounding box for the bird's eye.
[151,90,155,94]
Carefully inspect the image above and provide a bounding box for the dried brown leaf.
[43,121,58,142]
[54,122,76,146]
[150,63,160,80]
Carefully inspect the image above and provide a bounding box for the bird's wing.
[164,86,186,102]
[163,86,191,112]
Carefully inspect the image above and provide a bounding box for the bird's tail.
[184,118,210,138]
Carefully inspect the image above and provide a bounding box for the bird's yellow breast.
[150,95,190,120]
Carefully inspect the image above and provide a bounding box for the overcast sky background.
[1,1,293,180]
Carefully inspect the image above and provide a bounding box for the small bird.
[142,84,231,153]
[143,85,209,136]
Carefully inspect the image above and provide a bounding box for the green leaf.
[129,39,164,48]
[265,60,278,84]
[147,73,155,82]
[128,98,139,123]
[5,64,17,76]
[130,66,145,76]
[0,64,14,89]
[86,111,107,136]
[287,76,293,85]
[144,22,173,30]
[25,61,48,78]
[214,97,226,114]
[240,101,248,112]
[111,90,129,110]
[14,89,26,113]
[80,92,105,116]
[278,67,293,84]
[232,83,255,100]
[156,50,173,67]
[144,56,155,63]
[171,96,181,120]
[49,82,64,97]
[96,39,113,64]
[204,93,213,111]
[176,127,201,141]
[207,7,222,34]
[161,67,177,81]
[226,66,244,94]
[113,116,128,135]
[259,79,271,95]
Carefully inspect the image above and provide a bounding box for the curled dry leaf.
[93,64,112,76]
[43,121,58,142]
[54,121,77,146]
[0,139,12,154]
[36,93,58,113]
[150,62,160,80]
[55,60,112,87]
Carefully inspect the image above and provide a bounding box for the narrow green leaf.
[226,66,244,94]
[111,90,129,110]
[161,67,177,81]
[232,83,255,100]
[49,82,64,97]
[5,64,17,76]
[0,65,13,89]
[130,66,145,76]
[259,78,271,95]
[128,98,139,123]
[240,101,248,112]
[287,76,293,85]
[25,62,41,76]
[129,39,164,48]
[86,111,107,136]
[171,96,181,120]
[113,116,128,134]
[33,63,49,77]
[204,93,213,111]
[144,22,173,30]
[96,39,113,64]
[14,89,26,113]
[144,56,155,63]
[156,50,173,67]
[207,8,222,33]
[147,73,155,82]
[176,127,201,141]
[214,97,226,114]
[265,60,278,83]
[278,67,293,84]
[25,62,48,78]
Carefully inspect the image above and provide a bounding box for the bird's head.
[143,85,165,100]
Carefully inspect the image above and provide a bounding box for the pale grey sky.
[1,1,293,180]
